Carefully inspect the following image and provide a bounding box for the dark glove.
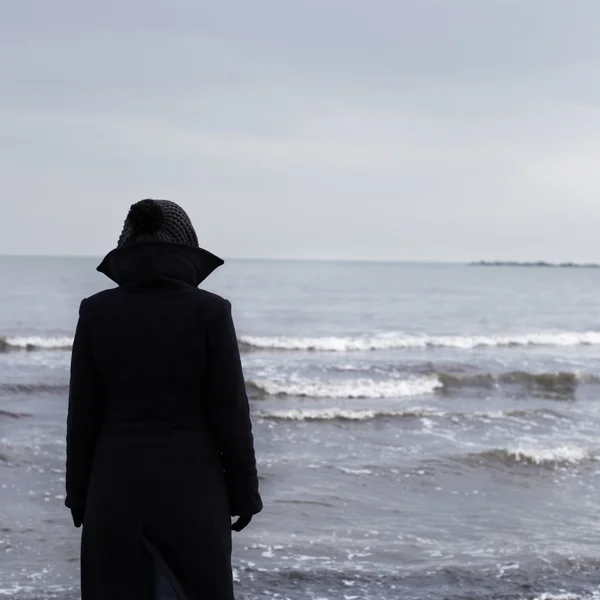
[71,507,84,528]
[231,515,252,532]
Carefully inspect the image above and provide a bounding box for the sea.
[2,256,600,600]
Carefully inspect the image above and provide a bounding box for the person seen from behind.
[65,199,262,599]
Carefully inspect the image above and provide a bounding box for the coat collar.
[97,241,224,287]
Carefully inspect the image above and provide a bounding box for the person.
[65,199,263,599]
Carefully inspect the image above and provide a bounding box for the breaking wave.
[441,371,577,387]
[257,408,436,421]
[257,407,563,422]
[0,336,73,351]
[240,331,600,352]
[438,370,593,394]
[6,330,600,353]
[247,370,593,400]
[467,446,598,467]
[247,376,442,399]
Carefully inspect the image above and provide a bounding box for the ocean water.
[2,257,600,599]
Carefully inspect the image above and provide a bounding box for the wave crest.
[240,332,600,352]
[257,407,563,422]
[469,446,596,466]
[247,376,442,399]
[257,408,439,421]
[438,371,587,396]
[248,369,591,400]
[0,336,73,351]
[6,330,600,353]
[441,370,577,386]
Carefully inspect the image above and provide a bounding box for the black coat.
[65,242,263,600]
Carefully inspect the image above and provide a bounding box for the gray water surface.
[2,258,600,599]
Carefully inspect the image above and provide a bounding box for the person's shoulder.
[192,288,232,311]
[80,288,120,306]
[77,288,123,318]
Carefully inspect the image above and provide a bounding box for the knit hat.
[117,199,199,248]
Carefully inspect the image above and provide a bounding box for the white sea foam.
[6,331,600,352]
[0,583,74,596]
[338,466,373,475]
[257,407,556,422]
[3,336,73,350]
[504,445,595,465]
[240,331,600,351]
[533,593,600,600]
[249,376,441,399]
[533,594,580,600]
[258,408,399,421]
[0,585,35,597]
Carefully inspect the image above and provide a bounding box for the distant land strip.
[470,261,600,268]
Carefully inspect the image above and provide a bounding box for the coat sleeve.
[65,299,104,511]
[205,300,263,517]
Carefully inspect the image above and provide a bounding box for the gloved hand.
[71,507,84,528]
[231,516,252,532]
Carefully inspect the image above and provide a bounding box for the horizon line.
[1,254,598,265]
[0,253,463,264]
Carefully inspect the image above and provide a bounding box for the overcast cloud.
[1,1,600,261]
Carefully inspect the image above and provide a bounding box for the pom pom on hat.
[126,199,165,235]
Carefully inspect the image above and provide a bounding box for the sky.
[1,1,600,261]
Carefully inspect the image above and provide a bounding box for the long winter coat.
[65,241,263,600]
